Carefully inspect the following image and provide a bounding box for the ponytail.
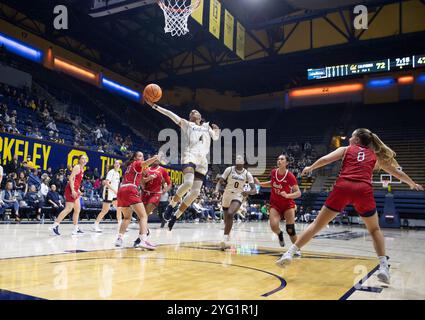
[353,128,399,168]
[370,133,399,168]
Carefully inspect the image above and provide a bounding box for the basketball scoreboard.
[308,54,425,80]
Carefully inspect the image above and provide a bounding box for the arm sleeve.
[152,104,185,127]
[162,169,171,185]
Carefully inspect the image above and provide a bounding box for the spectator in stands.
[0,164,3,190]
[23,156,36,170]
[39,177,50,198]
[9,123,20,134]
[48,130,55,141]
[46,119,58,133]
[93,127,103,144]
[4,155,20,175]
[15,172,28,195]
[1,181,20,221]
[46,184,64,219]
[260,203,269,220]
[0,120,4,133]
[27,169,41,189]
[41,107,50,122]
[33,127,43,139]
[52,173,66,194]
[24,184,43,220]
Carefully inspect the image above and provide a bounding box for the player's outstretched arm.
[302,147,347,176]
[259,180,272,188]
[146,100,187,127]
[380,163,424,191]
[141,155,160,168]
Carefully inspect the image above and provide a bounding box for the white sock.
[223,234,230,241]
[287,244,299,256]
[53,222,59,227]
[139,234,148,241]
[118,233,123,239]
[379,256,388,267]
[73,225,79,231]
[94,222,99,226]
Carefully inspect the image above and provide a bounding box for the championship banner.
[224,9,234,51]
[236,21,246,60]
[191,0,204,25]
[209,0,221,39]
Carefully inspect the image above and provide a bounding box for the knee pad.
[175,172,195,198]
[182,180,203,206]
[286,224,296,236]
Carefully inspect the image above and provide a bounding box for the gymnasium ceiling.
[1,0,425,95]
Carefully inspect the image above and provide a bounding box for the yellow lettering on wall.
[23,141,29,160]
[14,139,25,160]
[100,156,108,177]
[33,143,42,169]
[42,145,51,170]
[3,137,15,163]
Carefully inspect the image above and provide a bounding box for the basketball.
[143,84,162,103]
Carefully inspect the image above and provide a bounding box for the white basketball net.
[158,0,200,37]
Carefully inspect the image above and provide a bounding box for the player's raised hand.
[302,166,313,176]
[411,183,424,191]
[211,124,219,130]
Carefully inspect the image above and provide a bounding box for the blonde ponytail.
[370,133,398,168]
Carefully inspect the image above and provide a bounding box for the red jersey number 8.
[357,152,365,162]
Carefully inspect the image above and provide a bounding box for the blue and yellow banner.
[0,132,124,177]
[0,132,183,184]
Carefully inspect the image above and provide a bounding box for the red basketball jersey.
[270,169,298,201]
[122,160,144,186]
[339,145,377,185]
[144,166,171,193]
[73,168,84,190]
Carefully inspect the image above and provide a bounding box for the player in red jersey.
[259,155,301,253]
[51,155,88,236]
[114,151,159,249]
[141,159,172,215]
[132,159,172,247]
[276,128,424,284]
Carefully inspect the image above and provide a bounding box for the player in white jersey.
[92,160,122,232]
[146,100,220,231]
[215,155,258,250]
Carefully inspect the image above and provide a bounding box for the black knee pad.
[286,224,296,236]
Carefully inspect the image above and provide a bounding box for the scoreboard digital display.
[308,55,424,80]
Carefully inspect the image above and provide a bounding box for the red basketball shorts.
[117,185,142,208]
[141,192,161,207]
[270,196,296,219]
[325,178,376,217]
[64,184,81,203]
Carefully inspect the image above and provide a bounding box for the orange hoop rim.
[157,0,201,13]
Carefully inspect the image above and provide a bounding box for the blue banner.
[0,132,124,177]
[0,132,184,184]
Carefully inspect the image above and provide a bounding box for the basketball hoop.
[157,0,201,37]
